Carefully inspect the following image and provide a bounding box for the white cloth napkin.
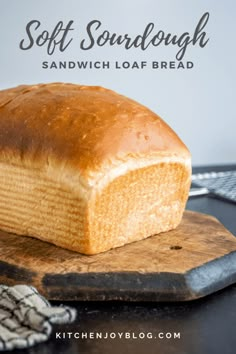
[0,284,76,351]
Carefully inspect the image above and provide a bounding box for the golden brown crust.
[0,83,190,188]
[0,83,191,254]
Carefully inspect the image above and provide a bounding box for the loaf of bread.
[0,83,191,254]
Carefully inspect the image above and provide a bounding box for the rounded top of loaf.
[0,83,190,187]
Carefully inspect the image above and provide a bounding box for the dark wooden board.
[0,211,236,301]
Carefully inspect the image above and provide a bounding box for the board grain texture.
[0,211,236,301]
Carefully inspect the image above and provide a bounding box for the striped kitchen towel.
[0,284,76,351]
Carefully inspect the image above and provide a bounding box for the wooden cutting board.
[0,211,236,302]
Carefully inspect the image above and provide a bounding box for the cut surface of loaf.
[0,83,191,254]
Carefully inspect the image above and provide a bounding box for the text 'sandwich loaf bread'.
[0,83,191,254]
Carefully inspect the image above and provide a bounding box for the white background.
[0,0,235,166]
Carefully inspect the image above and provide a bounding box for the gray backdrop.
[0,0,235,166]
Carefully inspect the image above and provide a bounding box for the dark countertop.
[12,165,236,354]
